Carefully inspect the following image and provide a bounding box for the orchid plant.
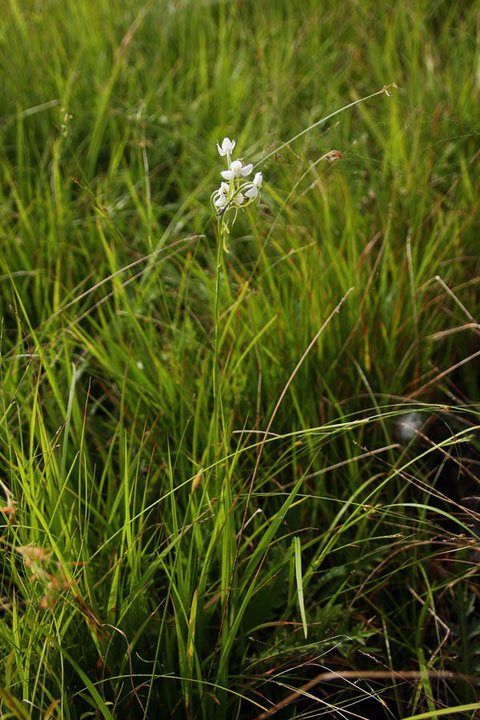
[209,136,265,484]
[211,137,263,249]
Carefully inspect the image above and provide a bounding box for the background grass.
[1,0,480,718]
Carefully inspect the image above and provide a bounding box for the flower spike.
[211,138,264,235]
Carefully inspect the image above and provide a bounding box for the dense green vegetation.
[1,1,480,718]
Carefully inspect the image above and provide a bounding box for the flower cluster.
[212,137,263,220]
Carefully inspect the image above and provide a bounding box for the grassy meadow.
[1,0,480,718]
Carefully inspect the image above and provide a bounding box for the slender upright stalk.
[213,217,224,459]
[212,148,231,455]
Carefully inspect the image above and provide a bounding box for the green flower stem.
[213,217,223,457]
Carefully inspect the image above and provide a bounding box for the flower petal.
[240,163,253,176]
[244,185,258,198]
[214,195,228,207]
[221,170,235,180]
[230,160,243,174]
[223,137,235,153]
[253,172,263,187]
[217,143,226,156]
[235,192,244,205]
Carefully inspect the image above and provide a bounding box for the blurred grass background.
[1,1,480,718]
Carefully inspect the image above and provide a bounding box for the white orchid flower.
[217,137,236,156]
[213,181,229,208]
[221,159,253,180]
[244,172,263,198]
[212,136,263,229]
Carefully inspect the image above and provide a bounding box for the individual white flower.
[244,171,263,198]
[217,137,236,156]
[234,192,245,206]
[221,160,253,180]
[213,181,229,208]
